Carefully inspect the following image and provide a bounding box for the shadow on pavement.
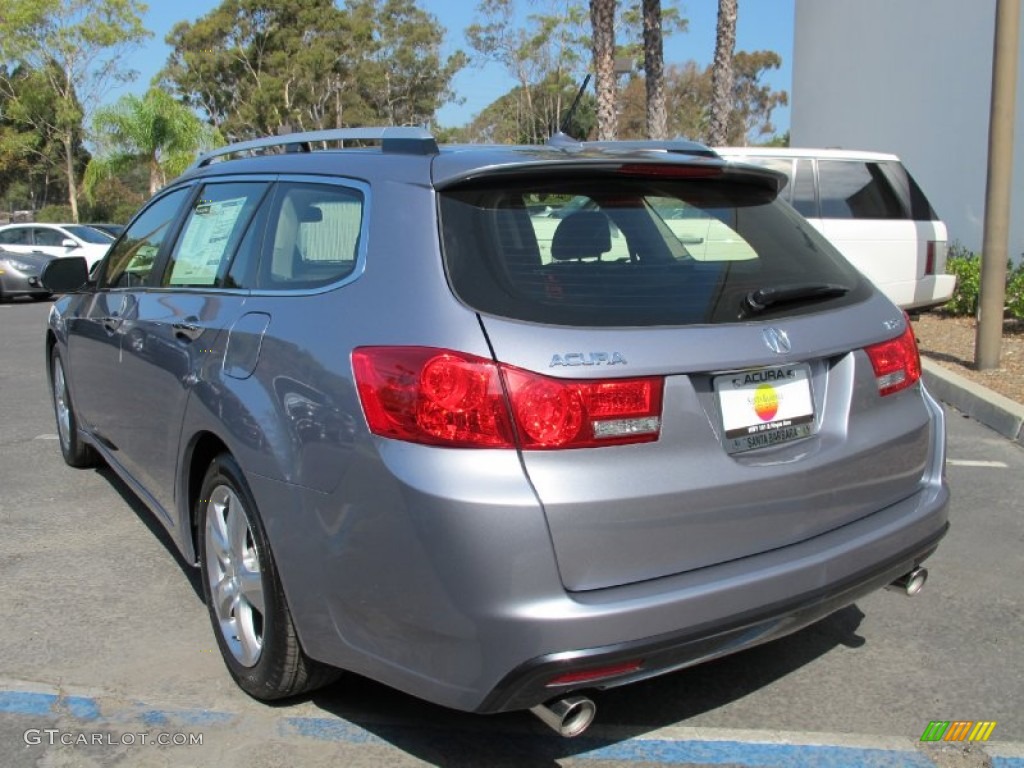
[97,465,204,601]
[291,604,866,767]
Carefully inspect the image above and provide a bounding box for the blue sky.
[110,0,794,133]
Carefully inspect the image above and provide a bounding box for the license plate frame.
[713,364,816,454]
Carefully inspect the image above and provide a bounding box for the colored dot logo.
[753,384,779,421]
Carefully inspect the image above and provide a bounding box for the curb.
[921,357,1024,446]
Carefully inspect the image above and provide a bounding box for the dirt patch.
[911,312,1024,406]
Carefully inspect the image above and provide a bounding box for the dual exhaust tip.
[532,566,928,738]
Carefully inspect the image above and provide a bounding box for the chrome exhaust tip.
[530,696,597,738]
[886,566,928,596]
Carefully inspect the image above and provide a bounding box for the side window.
[102,188,190,289]
[818,160,906,220]
[33,228,65,247]
[259,183,363,289]
[792,159,817,217]
[0,227,30,245]
[163,182,266,288]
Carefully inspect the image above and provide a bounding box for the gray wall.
[791,0,1024,259]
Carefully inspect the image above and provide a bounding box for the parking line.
[946,459,1009,468]
[3,686,1023,766]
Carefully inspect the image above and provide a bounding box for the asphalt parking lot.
[1,298,1022,767]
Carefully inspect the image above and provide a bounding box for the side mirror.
[41,256,89,292]
[61,238,78,249]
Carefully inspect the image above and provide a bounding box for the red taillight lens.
[352,347,663,449]
[352,348,516,447]
[925,241,936,275]
[504,369,663,449]
[865,320,921,396]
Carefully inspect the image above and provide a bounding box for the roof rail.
[189,127,439,170]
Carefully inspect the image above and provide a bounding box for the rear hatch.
[434,158,936,592]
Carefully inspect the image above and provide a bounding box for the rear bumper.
[258,390,950,715]
[476,520,947,713]
[891,274,956,311]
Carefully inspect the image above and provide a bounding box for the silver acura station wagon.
[43,128,949,737]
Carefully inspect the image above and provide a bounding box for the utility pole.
[976,0,1021,370]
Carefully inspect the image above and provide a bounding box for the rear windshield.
[439,173,871,327]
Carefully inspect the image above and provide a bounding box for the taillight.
[865,320,921,396]
[352,348,516,448]
[352,347,663,449]
[925,241,936,275]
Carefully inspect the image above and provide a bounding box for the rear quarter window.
[440,172,870,327]
[817,160,906,220]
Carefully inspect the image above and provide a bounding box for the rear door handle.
[173,318,203,342]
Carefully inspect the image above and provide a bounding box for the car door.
[110,180,269,516]
[64,188,192,454]
[0,226,33,256]
[31,227,69,258]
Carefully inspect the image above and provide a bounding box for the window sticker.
[169,197,248,285]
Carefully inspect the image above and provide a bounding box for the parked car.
[715,148,954,311]
[42,128,949,737]
[0,222,113,270]
[0,249,53,301]
[83,222,125,238]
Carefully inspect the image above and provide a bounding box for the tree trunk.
[590,0,617,141]
[643,0,667,140]
[149,155,162,197]
[63,133,79,223]
[707,0,738,147]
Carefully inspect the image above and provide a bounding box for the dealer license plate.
[713,364,816,454]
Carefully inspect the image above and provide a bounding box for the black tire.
[49,346,99,468]
[198,453,339,700]
[32,292,54,301]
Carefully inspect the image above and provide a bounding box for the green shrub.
[943,243,980,316]
[944,241,1024,320]
[34,205,74,223]
[1007,262,1024,320]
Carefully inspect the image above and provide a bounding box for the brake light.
[925,241,936,275]
[617,162,722,179]
[352,347,663,449]
[865,320,921,396]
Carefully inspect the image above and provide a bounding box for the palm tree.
[590,0,617,140]
[707,0,738,147]
[642,0,667,139]
[84,88,220,200]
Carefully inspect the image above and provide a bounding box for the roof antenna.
[548,74,591,147]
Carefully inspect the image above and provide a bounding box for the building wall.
[792,0,1024,258]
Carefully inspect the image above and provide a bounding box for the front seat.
[551,210,612,262]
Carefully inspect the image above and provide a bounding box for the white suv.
[716,148,954,311]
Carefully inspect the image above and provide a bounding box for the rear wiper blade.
[742,283,849,315]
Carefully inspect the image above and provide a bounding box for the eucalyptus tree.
[0,0,149,221]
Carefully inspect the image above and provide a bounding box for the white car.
[0,223,113,269]
[715,148,955,311]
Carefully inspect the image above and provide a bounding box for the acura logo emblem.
[762,327,791,354]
